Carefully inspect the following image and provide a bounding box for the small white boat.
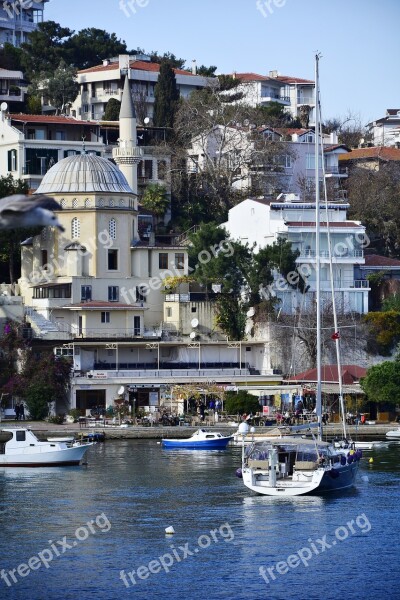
[386,427,400,439]
[0,428,92,467]
[353,441,387,450]
[162,429,233,449]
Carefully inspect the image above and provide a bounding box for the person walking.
[14,403,20,421]
[19,403,25,421]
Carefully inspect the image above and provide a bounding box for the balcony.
[260,94,291,105]
[300,249,364,259]
[325,165,348,178]
[297,96,315,105]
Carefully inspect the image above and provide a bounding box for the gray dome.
[35,154,133,195]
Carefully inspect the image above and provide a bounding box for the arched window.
[84,198,91,208]
[119,198,124,207]
[109,198,114,207]
[71,217,80,239]
[99,198,104,207]
[60,199,66,209]
[109,218,116,239]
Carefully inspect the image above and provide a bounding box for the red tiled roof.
[274,127,312,136]
[10,114,98,126]
[233,72,274,82]
[323,144,350,153]
[275,75,314,85]
[339,147,400,162]
[79,60,195,77]
[285,221,361,228]
[288,365,366,383]
[363,254,400,267]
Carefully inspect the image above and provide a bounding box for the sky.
[45,0,400,125]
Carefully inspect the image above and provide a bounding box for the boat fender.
[340,456,347,466]
[347,454,354,464]
[329,469,340,479]
[358,449,363,459]
[235,468,243,479]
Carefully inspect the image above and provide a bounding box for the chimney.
[330,132,338,144]
[103,59,109,66]
[192,59,197,75]
[269,70,278,78]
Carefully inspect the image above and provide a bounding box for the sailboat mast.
[315,54,322,440]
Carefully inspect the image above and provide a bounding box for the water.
[0,440,399,600]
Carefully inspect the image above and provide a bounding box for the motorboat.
[240,436,361,497]
[386,427,400,439]
[353,441,387,449]
[162,429,233,449]
[0,428,92,467]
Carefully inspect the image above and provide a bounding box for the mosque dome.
[35,154,134,195]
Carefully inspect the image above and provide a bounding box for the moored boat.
[162,429,233,449]
[386,427,400,439]
[0,428,92,467]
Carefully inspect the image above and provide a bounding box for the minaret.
[112,75,143,194]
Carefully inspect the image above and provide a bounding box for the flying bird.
[0,194,65,231]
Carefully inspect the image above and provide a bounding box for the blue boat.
[162,429,233,450]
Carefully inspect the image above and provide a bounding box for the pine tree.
[153,61,180,128]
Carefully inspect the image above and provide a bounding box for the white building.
[71,54,211,122]
[223,197,369,315]
[366,109,400,147]
[0,0,48,47]
[224,71,315,125]
[0,67,25,107]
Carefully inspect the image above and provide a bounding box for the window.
[276,154,292,169]
[7,149,17,172]
[71,217,80,238]
[41,228,47,241]
[109,198,114,207]
[119,198,125,207]
[101,312,110,323]
[60,199,66,208]
[108,249,118,270]
[159,253,168,269]
[133,316,141,336]
[166,307,172,317]
[83,104,89,113]
[16,431,26,442]
[175,253,185,270]
[33,284,71,299]
[158,160,167,180]
[306,153,316,170]
[108,286,119,302]
[41,250,48,268]
[55,131,65,141]
[72,198,78,208]
[81,285,92,301]
[84,198,91,208]
[191,307,197,313]
[136,286,146,302]
[109,218,116,239]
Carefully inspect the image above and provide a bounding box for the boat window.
[206,435,215,438]
[16,431,26,442]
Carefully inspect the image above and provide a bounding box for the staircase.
[24,308,69,340]
[173,225,200,246]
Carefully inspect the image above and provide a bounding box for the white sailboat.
[240,55,360,496]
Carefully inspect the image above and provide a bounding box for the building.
[188,125,348,199]
[70,54,211,122]
[0,67,25,108]
[223,196,370,314]
[8,77,281,413]
[366,109,400,147]
[339,146,400,172]
[0,1,48,47]
[223,70,315,125]
[0,109,105,190]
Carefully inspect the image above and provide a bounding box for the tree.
[0,174,31,284]
[224,390,260,415]
[103,98,121,121]
[171,83,289,223]
[153,61,180,128]
[360,358,400,406]
[363,310,400,355]
[65,28,127,70]
[323,112,367,148]
[45,60,79,114]
[0,42,23,71]
[197,65,218,77]
[141,184,170,222]
[21,21,74,78]
[347,163,400,256]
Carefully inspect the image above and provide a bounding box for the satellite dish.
[191,318,199,328]
[118,386,125,395]
[189,331,197,340]
[1,102,8,112]
[246,307,255,318]
[144,117,150,124]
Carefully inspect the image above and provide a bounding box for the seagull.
[0,194,65,231]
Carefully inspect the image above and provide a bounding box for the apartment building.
[0,0,48,47]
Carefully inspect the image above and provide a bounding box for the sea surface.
[0,439,399,600]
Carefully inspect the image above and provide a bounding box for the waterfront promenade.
[3,420,397,440]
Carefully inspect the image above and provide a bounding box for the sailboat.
[239,55,360,496]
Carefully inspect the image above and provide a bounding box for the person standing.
[14,403,20,421]
[19,403,25,421]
